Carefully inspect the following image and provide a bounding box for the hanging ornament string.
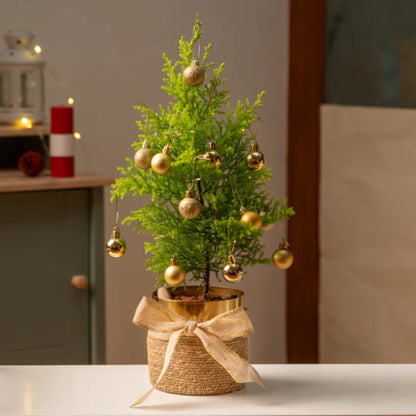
[197,38,201,60]
[106,195,127,258]
[223,220,243,283]
[150,112,178,174]
[184,15,205,87]
[243,117,265,172]
[164,229,186,286]
[115,196,119,226]
[230,176,262,229]
[192,12,201,60]
[227,220,237,254]
[208,86,216,139]
[166,111,180,146]
[229,176,244,208]
[134,111,154,170]
[272,208,294,270]
[277,208,283,236]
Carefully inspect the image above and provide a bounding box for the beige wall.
[0,0,289,364]
[321,104,416,363]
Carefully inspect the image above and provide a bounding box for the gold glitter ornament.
[164,255,186,286]
[240,207,262,229]
[134,139,154,170]
[106,226,127,258]
[151,144,172,174]
[272,239,294,270]
[246,140,265,171]
[222,252,244,283]
[183,59,205,86]
[179,188,201,219]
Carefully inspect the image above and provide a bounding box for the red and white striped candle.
[50,106,74,177]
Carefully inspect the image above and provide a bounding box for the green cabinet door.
[0,189,91,364]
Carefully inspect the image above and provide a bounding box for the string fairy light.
[19,117,33,129]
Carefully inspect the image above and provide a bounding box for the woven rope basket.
[147,332,248,395]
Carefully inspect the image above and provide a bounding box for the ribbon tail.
[130,329,183,407]
[129,386,156,408]
[195,328,265,388]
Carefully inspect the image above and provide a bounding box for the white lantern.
[0,30,45,125]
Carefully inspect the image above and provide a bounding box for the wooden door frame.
[286,0,325,363]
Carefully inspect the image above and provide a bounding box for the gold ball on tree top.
[222,253,244,283]
[179,189,201,219]
[151,144,172,174]
[240,208,262,229]
[134,139,154,170]
[106,226,127,258]
[272,238,294,270]
[183,59,205,86]
[164,255,186,286]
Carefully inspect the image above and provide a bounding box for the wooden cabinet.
[0,171,112,364]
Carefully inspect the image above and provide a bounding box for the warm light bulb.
[67,97,74,105]
[74,132,81,140]
[20,117,33,129]
[34,45,42,54]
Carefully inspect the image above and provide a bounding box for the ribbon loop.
[130,295,264,407]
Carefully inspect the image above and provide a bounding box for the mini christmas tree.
[111,19,294,296]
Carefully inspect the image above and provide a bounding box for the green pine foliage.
[112,20,294,289]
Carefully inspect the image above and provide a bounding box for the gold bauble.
[206,150,222,167]
[183,59,205,86]
[134,139,154,170]
[151,144,172,174]
[164,255,186,286]
[179,189,201,219]
[240,208,262,229]
[272,239,294,270]
[106,226,127,258]
[222,253,243,283]
[246,140,265,171]
[195,140,222,167]
[207,139,222,167]
[247,152,265,171]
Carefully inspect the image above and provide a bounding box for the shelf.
[0,170,113,193]
[0,124,50,137]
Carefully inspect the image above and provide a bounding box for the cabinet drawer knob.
[71,274,89,290]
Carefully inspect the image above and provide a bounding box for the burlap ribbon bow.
[130,296,265,407]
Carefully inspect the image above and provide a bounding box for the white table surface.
[1,364,416,416]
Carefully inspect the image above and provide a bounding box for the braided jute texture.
[147,333,248,395]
